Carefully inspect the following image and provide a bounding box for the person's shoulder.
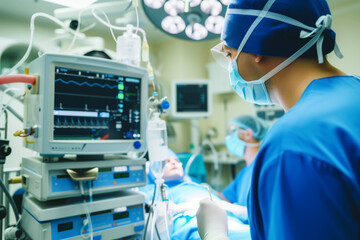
[258,111,329,162]
[309,75,360,104]
[262,113,302,142]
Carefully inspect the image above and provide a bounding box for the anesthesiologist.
[219,115,268,210]
[196,0,360,239]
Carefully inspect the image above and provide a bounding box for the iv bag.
[116,24,141,66]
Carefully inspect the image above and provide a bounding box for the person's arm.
[249,151,360,239]
[221,169,245,203]
[215,200,248,222]
[218,192,231,202]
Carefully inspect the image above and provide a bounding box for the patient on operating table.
[138,149,251,240]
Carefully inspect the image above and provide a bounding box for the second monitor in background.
[171,79,212,119]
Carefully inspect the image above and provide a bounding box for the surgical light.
[142,0,227,41]
[164,0,184,16]
[43,0,98,8]
[200,0,222,16]
[144,0,166,9]
[161,16,186,34]
[185,23,208,40]
[190,0,202,7]
[205,15,224,34]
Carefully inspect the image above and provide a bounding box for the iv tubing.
[67,8,85,51]
[0,88,24,119]
[90,7,147,42]
[150,184,159,240]
[184,147,202,178]
[163,191,171,239]
[1,12,84,77]
[0,88,23,110]
[0,178,20,223]
[79,181,93,240]
[135,6,139,35]
[143,185,157,240]
[88,181,94,240]
[68,0,133,48]
[91,7,118,43]
[184,139,219,177]
[202,139,219,170]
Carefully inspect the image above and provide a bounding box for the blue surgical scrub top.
[222,162,254,206]
[248,76,360,239]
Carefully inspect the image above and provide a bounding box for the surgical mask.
[229,56,272,105]
[212,0,343,105]
[225,131,260,158]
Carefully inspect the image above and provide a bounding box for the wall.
[150,38,217,152]
[328,1,360,75]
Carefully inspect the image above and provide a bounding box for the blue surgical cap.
[221,0,336,58]
[168,148,177,159]
[229,115,269,140]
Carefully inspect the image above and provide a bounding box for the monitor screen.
[172,80,211,118]
[176,84,208,112]
[54,67,141,141]
[25,54,148,156]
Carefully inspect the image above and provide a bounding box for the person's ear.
[254,55,263,63]
[244,128,254,141]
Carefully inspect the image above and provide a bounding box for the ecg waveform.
[55,78,118,89]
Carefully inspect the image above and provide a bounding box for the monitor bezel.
[171,79,212,119]
[26,54,148,156]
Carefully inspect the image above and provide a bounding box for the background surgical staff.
[219,115,268,210]
[197,0,360,239]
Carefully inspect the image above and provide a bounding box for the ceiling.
[0,0,171,43]
[0,0,357,44]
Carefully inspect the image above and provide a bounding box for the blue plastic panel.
[50,205,144,239]
[51,169,145,193]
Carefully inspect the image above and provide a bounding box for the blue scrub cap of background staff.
[221,0,337,59]
[229,115,269,140]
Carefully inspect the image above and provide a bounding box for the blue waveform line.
[55,78,118,89]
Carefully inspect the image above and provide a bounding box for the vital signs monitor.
[24,53,148,156]
[171,79,211,118]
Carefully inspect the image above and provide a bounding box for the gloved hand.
[196,198,229,240]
